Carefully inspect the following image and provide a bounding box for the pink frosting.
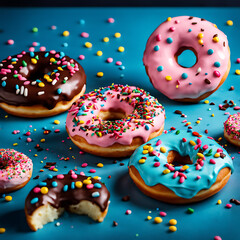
[143,16,230,100]
[66,84,165,147]
[0,149,33,190]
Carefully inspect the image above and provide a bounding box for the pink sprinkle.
[89,169,96,173]
[79,151,85,155]
[26,138,32,142]
[182,138,187,142]
[80,171,85,176]
[40,46,46,51]
[29,47,35,52]
[86,184,94,189]
[156,140,162,146]
[197,175,201,180]
[173,171,179,179]
[71,174,78,179]
[210,159,216,164]
[214,236,222,240]
[213,70,221,77]
[108,18,115,23]
[237,58,240,63]
[169,26,175,31]
[81,163,88,168]
[226,204,232,209]
[78,55,85,60]
[54,129,60,133]
[32,42,39,46]
[159,211,167,217]
[156,34,161,41]
[234,106,240,110]
[12,130,20,134]
[196,164,201,170]
[125,209,132,215]
[175,20,180,24]
[33,187,41,193]
[179,176,185,183]
[154,162,160,167]
[49,166,55,170]
[217,148,223,153]
[202,144,208,150]
[81,32,89,38]
[50,50,56,54]
[57,174,64,179]
[7,39,14,45]
[182,119,187,123]
[106,57,113,63]
[51,25,57,30]
[25,131,31,136]
[116,61,122,66]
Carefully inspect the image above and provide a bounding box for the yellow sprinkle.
[53,168,58,172]
[40,139,45,143]
[54,120,60,125]
[50,58,56,62]
[31,58,37,64]
[154,217,163,223]
[197,153,204,159]
[169,226,177,232]
[211,114,215,117]
[5,196,12,202]
[40,169,44,172]
[75,181,83,188]
[148,146,154,152]
[181,165,189,170]
[98,132,102,137]
[190,140,196,146]
[143,145,149,150]
[198,39,203,45]
[96,51,103,56]
[40,161,43,163]
[114,32,121,38]
[97,72,104,77]
[204,100,209,104]
[197,33,204,39]
[34,154,38,157]
[196,120,200,124]
[226,20,233,26]
[12,62,17,64]
[213,37,219,42]
[57,67,63,71]
[169,219,177,225]
[44,74,50,80]
[160,147,167,153]
[118,46,125,52]
[79,120,85,124]
[38,82,45,88]
[0,228,6,234]
[214,153,220,158]
[97,163,104,168]
[46,78,52,83]
[13,143,18,146]
[5,115,8,118]
[147,216,152,220]
[167,17,172,21]
[213,24,217,28]
[235,69,240,75]
[163,169,170,174]
[103,37,109,42]
[165,75,172,81]
[217,199,222,205]
[139,159,146,164]
[93,176,101,180]
[85,42,92,48]
[62,30,70,37]
[83,179,92,185]
[41,187,48,194]
[142,150,149,154]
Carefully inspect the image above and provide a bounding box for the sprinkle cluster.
[224,112,240,139]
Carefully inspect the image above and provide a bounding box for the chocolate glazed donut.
[0,51,86,117]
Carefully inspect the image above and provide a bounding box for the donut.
[0,51,86,118]
[25,171,110,231]
[66,84,165,157]
[128,130,234,204]
[0,148,33,193]
[224,112,240,147]
[143,16,230,102]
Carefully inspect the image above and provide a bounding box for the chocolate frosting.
[25,171,110,215]
[0,51,86,109]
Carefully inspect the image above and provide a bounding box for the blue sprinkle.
[36,79,41,83]
[92,191,100,198]
[214,61,221,67]
[80,19,85,24]
[71,182,75,189]
[145,125,150,131]
[63,185,68,192]
[119,66,125,70]
[91,110,94,114]
[189,82,192,85]
[154,157,160,161]
[57,88,62,94]
[62,43,68,47]
[2,81,6,87]
[30,198,39,204]
[39,182,47,187]
[166,37,173,44]
[47,174,53,179]
[181,73,188,79]
[154,45,160,51]
[30,51,34,57]
[100,104,104,107]
[44,52,49,57]
[120,74,124,78]
[94,183,102,189]
[35,42,40,46]
[52,181,58,187]
[188,29,192,32]
[187,128,193,132]
[15,84,19,90]
[207,49,214,55]
[11,58,18,62]
[157,66,163,72]
[60,51,65,57]
[53,69,58,73]
[205,73,208,75]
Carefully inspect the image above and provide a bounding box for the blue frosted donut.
[128,130,234,204]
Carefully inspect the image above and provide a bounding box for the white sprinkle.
[24,88,28,97]
[20,86,24,95]
[55,222,61,227]
[64,77,68,81]
[31,81,36,85]
[19,66,29,75]
[0,63,3,67]
[16,89,20,95]
[197,67,201,73]
[38,91,45,96]
[52,79,57,85]
[1,77,7,81]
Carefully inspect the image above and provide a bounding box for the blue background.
[0,7,240,240]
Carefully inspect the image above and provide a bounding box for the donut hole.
[175,47,197,68]
[26,65,51,80]
[99,108,127,121]
[167,150,193,166]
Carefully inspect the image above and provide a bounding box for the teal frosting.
[129,130,234,199]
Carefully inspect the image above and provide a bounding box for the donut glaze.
[0,51,86,110]
[0,149,33,193]
[129,130,234,199]
[143,16,230,101]
[66,84,165,148]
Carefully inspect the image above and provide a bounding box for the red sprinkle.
[159,211,167,217]
[213,70,221,77]
[226,204,232,208]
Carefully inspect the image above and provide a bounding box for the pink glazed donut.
[0,149,33,193]
[66,84,165,157]
[143,16,231,102]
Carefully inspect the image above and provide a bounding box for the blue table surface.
[0,7,240,240]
